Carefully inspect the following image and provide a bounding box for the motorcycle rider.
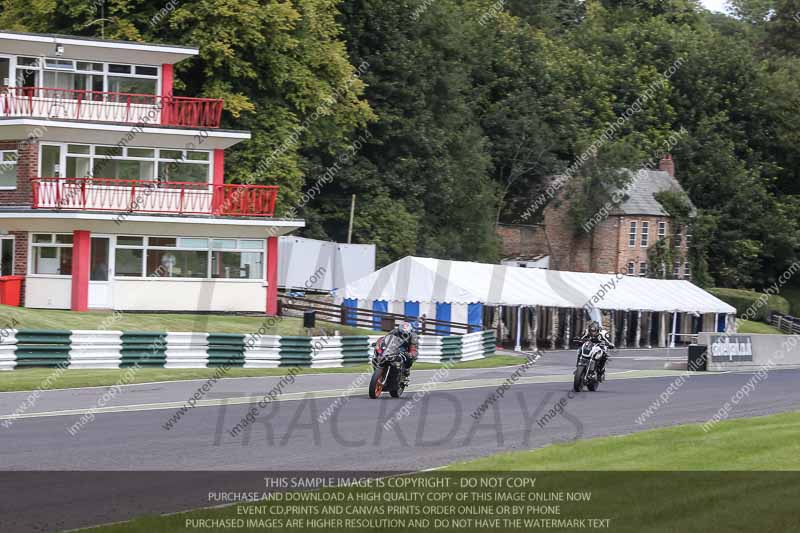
[388,321,418,386]
[579,320,614,381]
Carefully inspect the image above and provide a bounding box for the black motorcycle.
[368,335,407,399]
[573,341,609,392]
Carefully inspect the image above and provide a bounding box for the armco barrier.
[0,330,496,370]
[696,332,800,371]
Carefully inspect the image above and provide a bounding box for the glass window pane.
[211,239,237,249]
[76,62,103,72]
[117,236,144,246]
[238,240,264,250]
[90,238,109,281]
[108,76,156,95]
[147,250,208,278]
[41,145,61,177]
[115,248,143,277]
[158,162,209,184]
[149,237,177,248]
[186,151,209,161]
[0,159,15,188]
[17,57,39,67]
[127,148,154,158]
[1,239,13,276]
[33,234,52,243]
[178,238,208,249]
[33,246,71,275]
[2,151,17,162]
[55,234,73,244]
[67,144,90,154]
[66,156,91,178]
[93,159,153,181]
[135,66,158,76]
[108,64,132,74]
[45,59,74,70]
[159,149,183,160]
[211,251,263,279]
[95,146,123,157]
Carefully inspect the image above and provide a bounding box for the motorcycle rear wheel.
[369,367,387,399]
[573,365,586,392]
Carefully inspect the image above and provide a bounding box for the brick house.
[0,31,304,312]
[498,156,693,278]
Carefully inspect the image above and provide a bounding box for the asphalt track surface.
[1,349,799,532]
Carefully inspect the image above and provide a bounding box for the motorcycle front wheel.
[573,365,586,392]
[369,366,387,399]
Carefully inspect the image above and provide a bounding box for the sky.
[700,0,729,12]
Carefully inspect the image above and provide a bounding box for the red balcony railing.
[31,178,278,217]
[0,87,224,128]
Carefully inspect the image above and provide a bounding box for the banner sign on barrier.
[709,335,753,363]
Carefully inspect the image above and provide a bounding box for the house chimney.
[659,154,675,177]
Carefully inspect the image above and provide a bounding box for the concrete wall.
[697,332,800,371]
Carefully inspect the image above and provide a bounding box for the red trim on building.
[266,236,279,316]
[213,149,225,187]
[71,230,91,312]
[160,63,174,126]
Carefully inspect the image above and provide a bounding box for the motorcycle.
[368,335,407,399]
[573,341,609,392]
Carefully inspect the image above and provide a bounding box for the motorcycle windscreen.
[382,335,405,357]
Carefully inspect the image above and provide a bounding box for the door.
[0,56,10,87]
[89,236,113,308]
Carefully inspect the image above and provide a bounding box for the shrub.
[708,288,791,323]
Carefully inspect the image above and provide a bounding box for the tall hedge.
[708,288,790,323]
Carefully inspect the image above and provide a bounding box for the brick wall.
[495,224,550,258]
[0,140,37,207]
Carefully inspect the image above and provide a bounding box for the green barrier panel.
[207,333,245,367]
[14,330,71,368]
[340,336,370,365]
[278,336,313,367]
[440,336,463,363]
[482,330,496,355]
[120,331,167,367]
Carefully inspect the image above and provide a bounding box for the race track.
[1,350,799,531]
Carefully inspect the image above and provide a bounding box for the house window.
[626,261,635,275]
[639,262,648,276]
[211,239,265,280]
[14,57,159,98]
[628,221,637,247]
[113,236,265,280]
[31,233,73,275]
[640,222,649,247]
[0,237,13,275]
[674,224,683,247]
[685,226,692,247]
[0,150,17,188]
[40,143,212,184]
[684,262,691,279]
[673,261,681,277]
[658,221,666,241]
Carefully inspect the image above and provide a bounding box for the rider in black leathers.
[387,321,418,386]
[579,321,614,381]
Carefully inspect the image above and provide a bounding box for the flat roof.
[0,31,198,64]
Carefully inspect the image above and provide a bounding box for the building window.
[113,236,265,280]
[685,226,692,247]
[31,233,73,275]
[658,221,666,241]
[684,262,691,279]
[40,143,211,184]
[628,221,637,247]
[0,237,13,275]
[640,221,649,247]
[0,150,17,188]
[673,261,681,277]
[626,261,635,275]
[673,224,682,247]
[211,239,265,280]
[639,262,648,276]
[14,57,159,98]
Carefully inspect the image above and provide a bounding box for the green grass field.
[0,304,373,335]
[82,411,800,533]
[737,318,783,334]
[0,355,520,392]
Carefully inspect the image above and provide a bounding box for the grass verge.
[0,355,519,392]
[737,318,783,334]
[0,304,374,335]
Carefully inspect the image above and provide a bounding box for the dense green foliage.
[1,0,798,288]
[708,287,791,322]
